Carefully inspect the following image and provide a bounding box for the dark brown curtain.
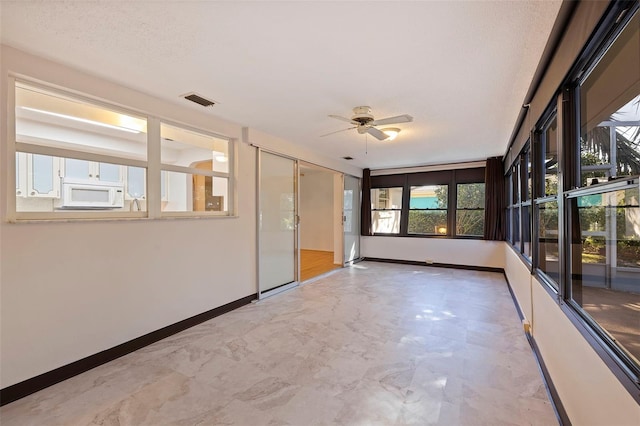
[484,157,506,240]
[361,168,372,236]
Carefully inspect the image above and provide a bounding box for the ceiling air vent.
[181,92,217,107]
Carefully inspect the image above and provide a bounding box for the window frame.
[407,184,449,236]
[534,109,562,291]
[455,182,486,237]
[159,120,232,217]
[561,2,640,383]
[369,167,485,239]
[504,0,640,397]
[370,186,404,235]
[8,78,235,221]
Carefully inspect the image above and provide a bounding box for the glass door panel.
[65,158,90,180]
[344,174,361,264]
[258,151,297,297]
[98,162,121,182]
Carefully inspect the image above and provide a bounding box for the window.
[523,148,533,258]
[504,3,640,386]
[543,117,559,197]
[579,10,640,188]
[537,200,560,286]
[160,122,230,214]
[568,183,640,367]
[408,185,448,235]
[368,167,485,238]
[10,80,234,220]
[566,6,640,375]
[506,144,531,260]
[535,114,560,288]
[456,183,485,236]
[370,187,403,234]
[14,82,148,217]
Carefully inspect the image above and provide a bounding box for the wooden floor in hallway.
[300,249,341,281]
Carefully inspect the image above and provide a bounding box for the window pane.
[408,210,448,235]
[537,201,559,287]
[15,83,147,160]
[506,207,512,243]
[16,154,147,213]
[372,210,401,234]
[580,11,639,186]
[410,185,447,209]
[511,166,520,204]
[525,148,532,201]
[370,186,402,234]
[570,186,640,364]
[456,183,484,209]
[161,123,229,173]
[162,171,227,213]
[544,117,559,197]
[456,210,484,236]
[127,166,146,199]
[455,183,485,237]
[371,187,403,210]
[513,206,521,250]
[523,204,532,259]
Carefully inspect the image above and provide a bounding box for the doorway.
[299,162,343,281]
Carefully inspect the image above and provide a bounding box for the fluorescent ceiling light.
[21,107,141,134]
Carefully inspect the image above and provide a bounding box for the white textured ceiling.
[0,0,562,170]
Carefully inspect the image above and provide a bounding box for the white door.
[258,150,298,298]
[343,174,361,264]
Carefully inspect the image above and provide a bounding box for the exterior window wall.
[369,168,485,238]
[505,3,640,386]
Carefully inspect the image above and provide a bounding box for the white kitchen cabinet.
[15,152,61,198]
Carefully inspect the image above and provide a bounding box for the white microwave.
[58,182,124,209]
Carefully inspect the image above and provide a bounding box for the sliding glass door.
[258,150,298,298]
[343,174,361,264]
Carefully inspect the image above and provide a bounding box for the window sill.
[369,233,485,240]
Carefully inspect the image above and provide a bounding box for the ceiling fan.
[322,106,413,140]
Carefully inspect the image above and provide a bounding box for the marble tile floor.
[1,262,558,425]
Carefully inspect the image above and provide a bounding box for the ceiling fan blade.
[370,114,414,126]
[329,114,358,125]
[320,126,357,137]
[367,126,389,141]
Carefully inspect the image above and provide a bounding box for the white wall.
[505,247,533,321]
[0,46,257,388]
[243,127,362,178]
[361,236,505,269]
[0,46,363,390]
[299,171,334,251]
[504,245,640,425]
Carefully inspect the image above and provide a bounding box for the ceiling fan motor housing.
[352,106,374,125]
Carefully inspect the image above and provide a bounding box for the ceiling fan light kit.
[381,128,400,141]
[323,106,413,141]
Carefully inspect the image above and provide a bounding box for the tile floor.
[0,262,558,425]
